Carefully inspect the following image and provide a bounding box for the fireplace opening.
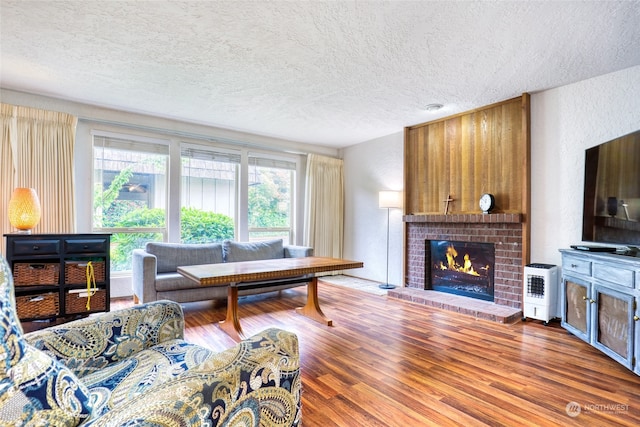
[428,240,495,301]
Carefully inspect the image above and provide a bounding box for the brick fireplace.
[397,213,524,319]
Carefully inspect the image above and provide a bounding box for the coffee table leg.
[295,277,333,326]
[218,285,245,341]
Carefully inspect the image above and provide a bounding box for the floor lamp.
[379,191,402,289]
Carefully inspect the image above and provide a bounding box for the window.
[92,131,302,274]
[248,153,296,244]
[180,145,239,243]
[93,134,169,272]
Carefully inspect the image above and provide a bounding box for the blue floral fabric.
[1,255,93,426]
[1,255,301,426]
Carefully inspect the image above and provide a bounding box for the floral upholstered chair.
[0,255,301,426]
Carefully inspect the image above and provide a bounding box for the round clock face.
[479,193,495,213]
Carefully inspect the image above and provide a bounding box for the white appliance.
[523,263,559,325]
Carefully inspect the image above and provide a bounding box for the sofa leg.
[133,294,140,304]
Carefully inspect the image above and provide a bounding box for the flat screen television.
[582,129,640,249]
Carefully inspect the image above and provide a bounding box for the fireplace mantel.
[404,213,523,224]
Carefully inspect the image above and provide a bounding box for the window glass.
[248,154,296,244]
[93,135,168,272]
[180,146,239,243]
[92,134,301,274]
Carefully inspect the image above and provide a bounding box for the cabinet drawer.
[593,263,635,289]
[65,288,107,314]
[15,292,59,319]
[65,238,108,254]
[65,261,106,284]
[563,256,591,276]
[11,239,60,256]
[14,263,60,286]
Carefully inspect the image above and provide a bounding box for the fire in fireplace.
[428,240,495,301]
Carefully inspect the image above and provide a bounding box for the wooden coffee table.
[178,256,363,341]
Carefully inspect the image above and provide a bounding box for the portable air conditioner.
[522,263,559,325]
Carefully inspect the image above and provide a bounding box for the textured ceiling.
[1,1,640,148]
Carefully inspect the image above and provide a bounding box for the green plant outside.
[97,165,290,271]
[109,207,234,271]
[248,168,290,228]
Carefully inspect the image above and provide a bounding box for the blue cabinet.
[561,274,592,343]
[560,249,639,375]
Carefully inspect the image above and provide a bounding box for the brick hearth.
[387,288,522,324]
[402,213,524,312]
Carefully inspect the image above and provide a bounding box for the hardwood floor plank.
[112,282,640,426]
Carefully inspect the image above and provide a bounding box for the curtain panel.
[1,104,17,246]
[303,154,344,258]
[0,104,77,250]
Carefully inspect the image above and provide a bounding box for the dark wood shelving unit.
[5,233,111,330]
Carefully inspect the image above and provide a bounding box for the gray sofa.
[132,239,313,303]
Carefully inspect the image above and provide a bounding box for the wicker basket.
[14,263,60,286]
[15,292,59,319]
[65,289,107,314]
[65,261,105,284]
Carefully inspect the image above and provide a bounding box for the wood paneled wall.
[404,95,530,215]
[404,94,531,265]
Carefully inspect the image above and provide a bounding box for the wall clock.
[479,193,495,214]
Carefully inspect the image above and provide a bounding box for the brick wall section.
[405,214,524,309]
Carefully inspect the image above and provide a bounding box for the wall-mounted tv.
[582,129,640,248]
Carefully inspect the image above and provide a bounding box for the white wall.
[342,131,404,285]
[530,65,640,266]
[342,65,640,284]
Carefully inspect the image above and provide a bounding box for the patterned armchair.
[0,256,301,426]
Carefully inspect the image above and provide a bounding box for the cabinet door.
[593,285,635,370]
[635,304,640,376]
[561,276,592,343]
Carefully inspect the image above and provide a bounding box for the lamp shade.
[379,191,402,209]
[8,188,41,232]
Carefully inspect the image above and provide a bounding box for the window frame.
[91,131,171,274]
[90,129,304,274]
[247,151,298,244]
[180,142,242,242]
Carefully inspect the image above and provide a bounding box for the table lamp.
[8,188,41,234]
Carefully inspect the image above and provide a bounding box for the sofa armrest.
[132,248,158,303]
[84,328,301,427]
[23,300,185,378]
[284,245,313,258]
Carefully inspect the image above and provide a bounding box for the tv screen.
[582,129,640,247]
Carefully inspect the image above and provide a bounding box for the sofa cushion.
[82,339,214,420]
[146,242,223,273]
[155,272,205,292]
[223,239,284,263]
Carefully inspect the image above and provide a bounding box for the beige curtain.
[1,105,17,252]
[303,154,344,258]
[1,104,77,252]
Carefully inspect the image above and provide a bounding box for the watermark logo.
[566,401,581,418]
[566,401,629,417]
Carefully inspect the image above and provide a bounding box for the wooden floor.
[114,283,640,426]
